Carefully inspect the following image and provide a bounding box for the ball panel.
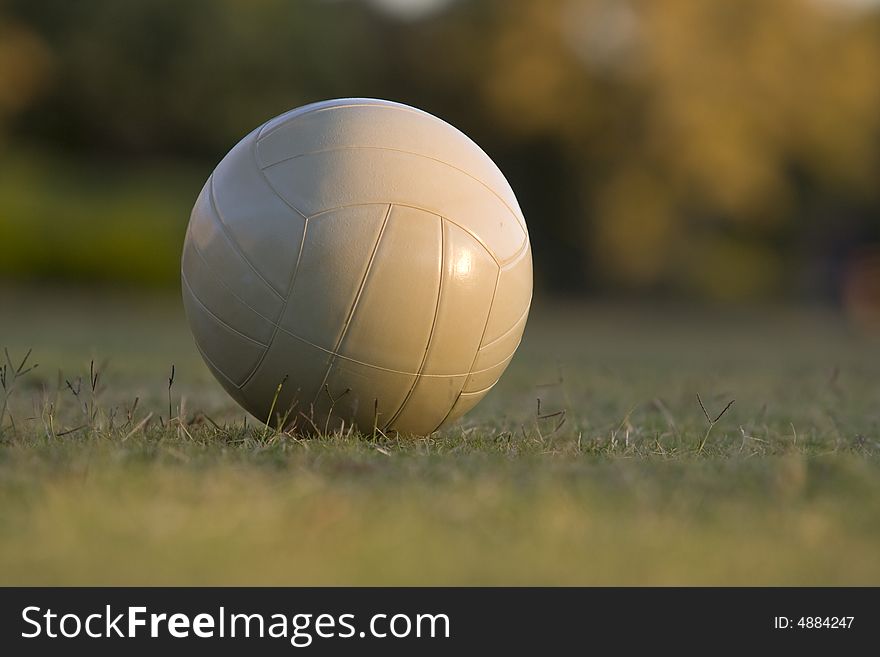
[318,357,416,433]
[182,280,267,386]
[481,247,533,345]
[239,330,331,422]
[256,98,410,143]
[192,338,246,400]
[212,131,307,294]
[462,352,516,394]
[182,239,276,345]
[387,374,469,435]
[437,387,492,429]
[187,181,285,319]
[338,205,441,373]
[261,148,526,262]
[279,204,389,350]
[420,220,498,376]
[256,100,524,222]
[476,305,529,369]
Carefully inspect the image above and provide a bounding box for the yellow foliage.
[481,0,880,294]
[0,21,52,121]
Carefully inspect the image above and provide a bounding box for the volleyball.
[181,98,531,435]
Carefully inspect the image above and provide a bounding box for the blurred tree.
[479,0,880,299]
[5,0,394,154]
[1,0,879,301]
[0,16,52,142]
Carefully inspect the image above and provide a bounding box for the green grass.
[1,289,879,585]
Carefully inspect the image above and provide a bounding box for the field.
[1,289,879,585]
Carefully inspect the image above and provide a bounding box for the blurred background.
[1,0,879,318]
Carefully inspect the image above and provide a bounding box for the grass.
[1,288,879,585]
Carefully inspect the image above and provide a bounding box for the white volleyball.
[181,98,532,435]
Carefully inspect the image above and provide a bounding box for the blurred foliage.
[0,148,200,286]
[1,0,879,300]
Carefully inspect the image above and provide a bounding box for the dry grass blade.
[0,347,39,431]
[696,393,712,424]
[697,394,735,454]
[122,412,153,442]
[167,364,175,424]
[262,374,289,438]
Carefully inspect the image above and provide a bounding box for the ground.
[1,289,879,585]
